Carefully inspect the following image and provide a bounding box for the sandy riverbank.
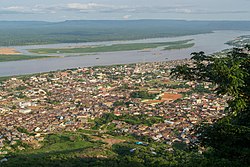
[0,48,21,55]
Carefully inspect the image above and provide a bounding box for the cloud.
[173,8,192,14]
[0,4,64,15]
[123,15,132,19]
[116,6,249,15]
[65,3,189,14]
[66,3,117,11]
[0,11,27,15]
[0,6,34,15]
[182,9,250,15]
[0,4,196,16]
[1,3,248,17]
[3,6,25,11]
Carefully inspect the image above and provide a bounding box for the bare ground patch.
[0,48,20,55]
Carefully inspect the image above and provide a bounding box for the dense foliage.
[130,91,158,99]
[1,20,250,46]
[2,130,247,167]
[171,46,250,165]
[172,46,250,114]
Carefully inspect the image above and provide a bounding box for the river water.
[0,30,249,77]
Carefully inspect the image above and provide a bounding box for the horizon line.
[0,19,250,23]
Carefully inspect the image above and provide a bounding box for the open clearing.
[143,93,182,105]
[161,93,183,101]
[92,136,125,146]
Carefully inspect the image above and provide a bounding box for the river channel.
[0,30,249,77]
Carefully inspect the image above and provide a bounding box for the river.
[0,30,249,77]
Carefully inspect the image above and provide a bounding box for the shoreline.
[2,31,212,48]
[9,32,215,51]
[0,59,188,81]
[1,30,249,77]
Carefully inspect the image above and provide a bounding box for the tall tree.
[171,46,250,118]
[171,46,250,164]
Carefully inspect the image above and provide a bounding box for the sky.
[0,0,250,21]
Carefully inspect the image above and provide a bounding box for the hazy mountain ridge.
[1,20,250,29]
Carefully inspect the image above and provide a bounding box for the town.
[0,59,227,155]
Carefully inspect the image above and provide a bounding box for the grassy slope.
[1,131,128,167]
[1,130,245,167]
[29,39,194,54]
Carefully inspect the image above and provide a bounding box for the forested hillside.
[0,20,250,46]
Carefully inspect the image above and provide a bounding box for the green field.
[29,39,194,54]
[164,43,195,50]
[0,54,55,62]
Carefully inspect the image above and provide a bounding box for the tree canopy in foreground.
[171,45,250,165]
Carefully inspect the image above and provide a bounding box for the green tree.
[171,47,250,117]
[130,91,158,99]
[171,46,250,165]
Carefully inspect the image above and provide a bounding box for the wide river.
[0,30,249,77]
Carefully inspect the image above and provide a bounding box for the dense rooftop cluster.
[0,60,227,155]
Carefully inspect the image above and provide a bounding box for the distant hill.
[0,20,250,46]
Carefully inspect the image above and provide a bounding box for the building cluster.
[0,59,227,154]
